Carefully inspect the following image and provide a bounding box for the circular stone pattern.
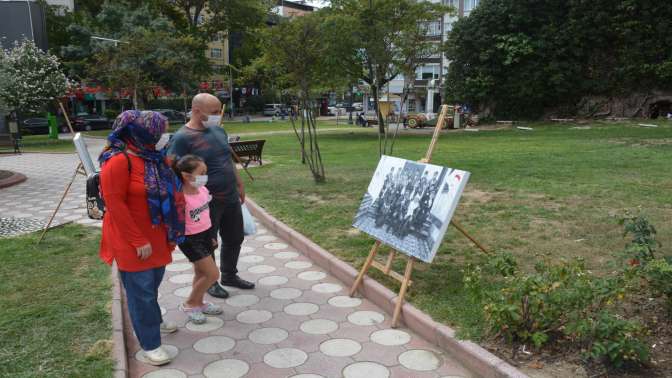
[264,242,289,250]
[249,327,289,345]
[135,344,179,363]
[270,287,302,300]
[194,336,236,354]
[169,273,194,284]
[300,319,339,335]
[241,246,255,254]
[370,329,411,346]
[237,309,273,324]
[328,296,362,308]
[239,255,264,264]
[186,316,225,332]
[297,271,327,281]
[166,262,191,272]
[263,348,308,368]
[258,275,289,286]
[204,359,249,378]
[247,264,276,274]
[284,302,319,316]
[273,251,299,259]
[320,338,362,357]
[256,235,277,242]
[343,362,390,378]
[142,369,186,378]
[398,350,441,371]
[285,261,312,270]
[290,375,325,378]
[226,294,260,307]
[173,286,192,298]
[347,311,385,326]
[311,283,342,294]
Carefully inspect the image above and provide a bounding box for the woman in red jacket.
[99,110,185,366]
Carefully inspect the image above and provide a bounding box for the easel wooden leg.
[349,240,381,297]
[392,257,415,328]
[37,163,83,244]
[450,219,489,254]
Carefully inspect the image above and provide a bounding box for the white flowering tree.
[0,39,69,120]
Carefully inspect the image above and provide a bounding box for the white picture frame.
[73,133,97,176]
[353,155,470,263]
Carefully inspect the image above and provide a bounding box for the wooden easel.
[37,102,79,244]
[219,104,254,181]
[349,104,490,328]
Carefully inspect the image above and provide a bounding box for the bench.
[229,139,265,168]
[0,133,20,154]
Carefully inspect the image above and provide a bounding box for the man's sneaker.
[160,321,178,334]
[201,302,223,315]
[143,346,172,366]
[220,275,255,290]
[207,282,230,298]
[179,303,207,324]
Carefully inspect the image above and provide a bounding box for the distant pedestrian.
[98,110,185,366]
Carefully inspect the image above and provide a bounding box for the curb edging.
[245,198,528,378]
[110,262,129,378]
[0,171,27,189]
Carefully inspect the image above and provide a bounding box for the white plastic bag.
[241,204,257,236]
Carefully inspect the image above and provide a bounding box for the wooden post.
[349,240,381,297]
[58,101,75,135]
[392,257,415,328]
[37,163,84,244]
[383,249,396,274]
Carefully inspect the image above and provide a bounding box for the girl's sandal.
[178,303,207,324]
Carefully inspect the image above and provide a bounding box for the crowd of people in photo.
[372,165,443,239]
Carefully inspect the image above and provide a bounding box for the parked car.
[153,109,185,122]
[62,113,112,132]
[263,104,287,117]
[21,117,50,135]
[352,102,364,111]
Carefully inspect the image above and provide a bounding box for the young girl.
[173,154,223,324]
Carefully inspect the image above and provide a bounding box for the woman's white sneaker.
[160,321,178,334]
[143,346,172,366]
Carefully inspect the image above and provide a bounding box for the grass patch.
[14,135,75,153]
[243,120,672,339]
[0,225,113,377]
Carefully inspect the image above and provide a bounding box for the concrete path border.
[0,170,26,189]
[245,198,528,378]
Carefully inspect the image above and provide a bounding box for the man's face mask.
[203,114,221,128]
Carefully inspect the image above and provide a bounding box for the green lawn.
[243,120,672,338]
[0,225,113,377]
[19,135,75,153]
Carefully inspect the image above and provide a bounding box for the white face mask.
[203,115,221,128]
[193,175,208,187]
[155,133,170,151]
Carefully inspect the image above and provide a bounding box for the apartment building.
[385,0,479,114]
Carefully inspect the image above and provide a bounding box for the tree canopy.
[445,0,672,118]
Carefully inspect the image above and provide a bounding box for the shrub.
[568,312,650,367]
[619,211,659,264]
[643,258,672,314]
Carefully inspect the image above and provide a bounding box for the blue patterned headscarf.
[99,110,185,244]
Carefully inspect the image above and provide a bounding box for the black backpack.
[86,152,131,220]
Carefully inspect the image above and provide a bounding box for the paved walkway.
[128,225,472,378]
[1,138,474,378]
[0,138,105,236]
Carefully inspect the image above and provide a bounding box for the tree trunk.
[132,85,138,110]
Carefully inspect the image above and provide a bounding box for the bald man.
[168,93,254,299]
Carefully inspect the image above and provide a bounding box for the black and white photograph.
[353,155,470,263]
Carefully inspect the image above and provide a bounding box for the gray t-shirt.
[168,125,239,206]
